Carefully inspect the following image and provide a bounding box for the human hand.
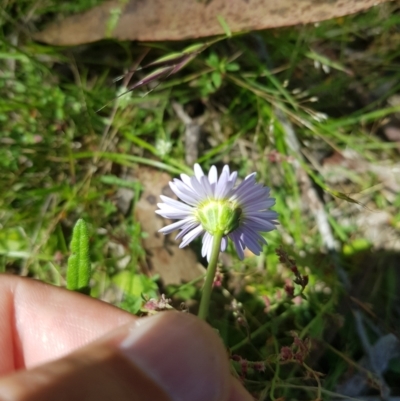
[0,275,252,401]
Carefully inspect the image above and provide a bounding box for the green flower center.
[195,200,242,236]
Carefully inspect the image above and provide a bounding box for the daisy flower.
[156,164,278,261]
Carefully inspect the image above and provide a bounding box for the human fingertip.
[228,378,254,401]
[119,311,231,401]
[0,311,233,401]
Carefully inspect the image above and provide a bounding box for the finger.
[228,378,254,401]
[0,312,252,401]
[0,275,135,374]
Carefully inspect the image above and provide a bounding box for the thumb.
[0,312,251,401]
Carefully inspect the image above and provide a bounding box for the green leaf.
[211,71,222,89]
[206,53,219,69]
[100,174,138,189]
[119,294,143,314]
[112,271,158,299]
[217,15,232,37]
[66,219,91,294]
[112,272,159,314]
[305,51,352,75]
[166,284,196,301]
[226,62,240,72]
[343,238,372,256]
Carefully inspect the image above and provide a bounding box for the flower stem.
[198,232,223,321]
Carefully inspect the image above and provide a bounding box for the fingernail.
[119,312,230,401]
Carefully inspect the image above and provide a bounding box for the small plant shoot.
[66,219,91,294]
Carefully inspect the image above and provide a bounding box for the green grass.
[2,1,400,399]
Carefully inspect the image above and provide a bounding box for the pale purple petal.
[159,195,194,212]
[244,172,257,181]
[158,218,195,234]
[202,232,213,257]
[242,236,262,255]
[242,220,275,232]
[200,175,214,198]
[221,236,228,252]
[245,211,278,220]
[229,231,245,260]
[175,220,201,240]
[241,225,267,245]
[155,209,191,220]
[194,164,204,181]
[229,175,257,200]
[208,165,218,184]
[172,179,201,199]
[222,165,230,177]
[170,181,199,205]
[157,164,278,262]
[236,186,270,205]
[243,199,276,211]
[179,225,204,248]
[206,235,214,261]
[190,176,209,199]
[156,204,190,215]
[245,216,277,231]
[215,169,229,199]
[215,167,237,199]
[180,173,194,189]
[240,226,264,255]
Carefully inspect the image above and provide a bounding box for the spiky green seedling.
[66,219,91,295]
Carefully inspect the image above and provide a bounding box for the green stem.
[198,232,223,321]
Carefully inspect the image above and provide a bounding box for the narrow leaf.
[217,15,232,37]
[143,52,187,68]
[143,43,208,69]
[127,66,175,90]
[66,219,91,294]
